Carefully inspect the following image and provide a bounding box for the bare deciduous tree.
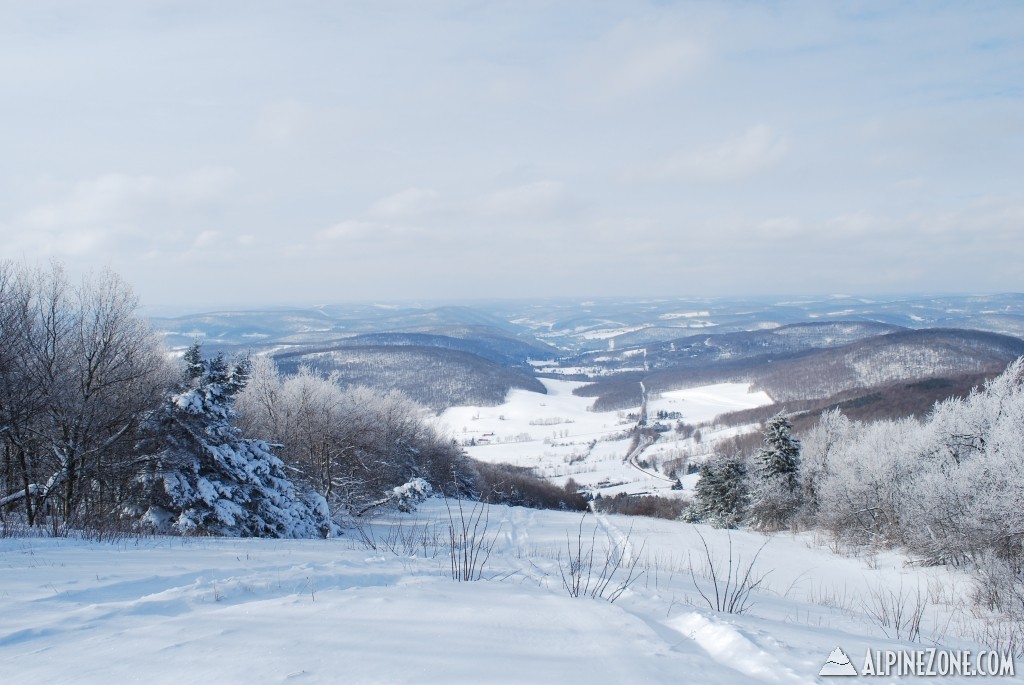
[0,262,173,531]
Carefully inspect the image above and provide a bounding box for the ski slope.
[0,502,1004,684]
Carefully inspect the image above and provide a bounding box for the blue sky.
[1,1,1021,310]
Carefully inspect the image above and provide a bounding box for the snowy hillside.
[0,502,1009,684]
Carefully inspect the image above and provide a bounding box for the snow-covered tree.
[235,357,471,513]
[814,416,921,546]
[686,452,749,528]
[133,343,331,537]
[798,408,853,520]
[748,412,802,530]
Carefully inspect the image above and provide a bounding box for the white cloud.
[476,181,570,218]
[602,39,705,98]
[757,216,804,239]
[2,168,236,258]
[645,125,789,182]
[316,219,420,243]
[368,188,440,218]
[572,16,706,101]
[317,220,377,241]
[824,212,894,238]
[192,230,222,248]
[253,100,314,145]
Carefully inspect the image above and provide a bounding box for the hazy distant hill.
[573,326,1024,412]
[273,344,545,412]
[150,294,1024,355]
[749,328,1024,401]
[299,331,554,366]
[150,304,554,355]
[148,295,1024,417]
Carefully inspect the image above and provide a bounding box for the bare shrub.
[445,495,500,581]
[559,515,645,603]
[966,617,1024,659]
[861,582,927,642]
[352,517,443,558]
[689,527,770,614]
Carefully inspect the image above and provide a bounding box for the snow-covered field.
[646,383,774,425]
[0,502,1005,684]
[438,380,774,497]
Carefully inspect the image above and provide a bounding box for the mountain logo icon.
[819,647,858,676]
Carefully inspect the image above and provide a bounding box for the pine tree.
[749,412,802,530]
[757,412,801,487]
[686,452,749,528]
[134,345,332,537]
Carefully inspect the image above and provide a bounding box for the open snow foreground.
[0,501,1009,684]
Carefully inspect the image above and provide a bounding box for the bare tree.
[0,262,173,530]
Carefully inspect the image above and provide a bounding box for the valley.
[150,294,1024,503]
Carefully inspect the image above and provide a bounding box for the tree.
[686,452,749,528]
[234,357,472,513]
[0,262,172,530]
[748,412,802,530]
[132,343,331,537]
[798,408,852,520]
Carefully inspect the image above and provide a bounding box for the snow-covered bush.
[389,477,433,513]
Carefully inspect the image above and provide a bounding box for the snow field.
[0,501,998,684]
[438,379,775,498]
[646,383,774,425]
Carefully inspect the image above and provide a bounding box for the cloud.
[2,168,236,257]
[368,188,440,218]
[824,212,895,238]
[641,125,790,182]
[192,230,222,248]
[476,181,571,218]
[602,39,705,98]
[316,219,419,243]
[757,216,804,239]
[252,100,314,145]
[572,16,706,101]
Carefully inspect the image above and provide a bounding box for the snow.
[659,310,712,319]
[578,325,651,340]
[647,383,774,425]
[438,380,775,497]
[0,502,1001,684]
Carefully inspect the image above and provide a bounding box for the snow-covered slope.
[0,502,1004,684]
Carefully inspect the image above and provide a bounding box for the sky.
[0,1,1022,311]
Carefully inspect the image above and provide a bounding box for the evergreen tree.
[749,412,802,529]
[133,345,332,537]
[757,412,801,484]
[686,452,749,528]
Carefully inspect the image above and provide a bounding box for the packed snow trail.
[668,612,813,684]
